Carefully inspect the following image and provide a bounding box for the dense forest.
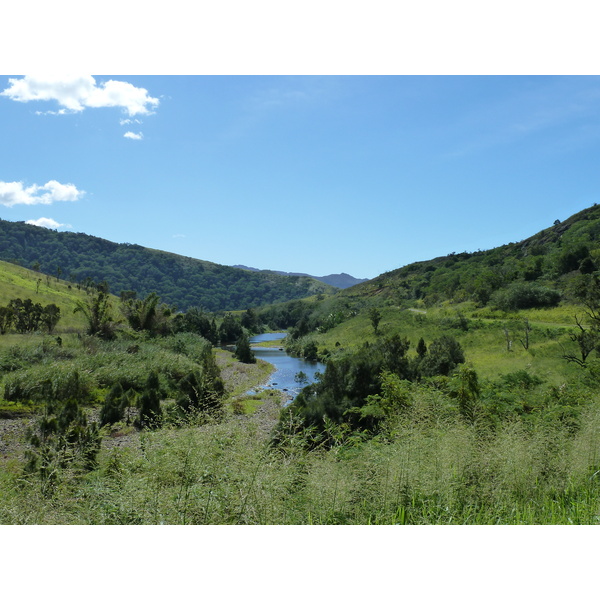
[0,219,335,312]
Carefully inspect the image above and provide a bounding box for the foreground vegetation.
[2,398,600,524]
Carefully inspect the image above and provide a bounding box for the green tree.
[121,292,170,334]
[303,341,319,361]
[241,307,261,333]
[0,306,13,334]
[219,313,243,344]
[172,307,218,344]
[24,396,101,496]
[100,383,127,426]
[235,333,256,364]
[450,364,481,424]
[419,335,465,377]
[9,298,43,333]
[74,291,117,339]
[369,307,382,334]
[41,304,61,333]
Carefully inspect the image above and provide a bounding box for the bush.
[491,282,561,311]
[3,365,95,405]
[418,335,465,377]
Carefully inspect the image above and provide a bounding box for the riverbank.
[0,349,282,465]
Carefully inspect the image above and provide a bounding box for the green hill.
[341,203,600,309]
[263,203,600,324]
[0,219,335,312]
[0,259,96,333]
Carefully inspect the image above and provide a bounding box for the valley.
[2,204,600,523]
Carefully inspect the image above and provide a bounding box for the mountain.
[231,265,369,289]
[0,220,336,312]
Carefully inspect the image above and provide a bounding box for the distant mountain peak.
[231,265,369,289]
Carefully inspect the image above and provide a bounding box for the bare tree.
[561,315,597,367]
[519,318,532,350]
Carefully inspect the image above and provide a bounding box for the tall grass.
[2,401,599,524]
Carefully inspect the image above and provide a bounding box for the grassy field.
[0,260,106,332]
[300,302,582,384]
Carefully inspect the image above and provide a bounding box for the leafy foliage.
[234,333,256,364]
[286,333,465,434]
[0,298,61,334]
[73,290,117,340]
[23,395,101,496]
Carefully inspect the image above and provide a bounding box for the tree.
[121,292,171,335]
[419,335,465,377]
[235,333,256,364]
[562,315,597,367]
[241,307,261,333]
[74,291,117,339]
[450,364,481,424]
[303,341,319,361]
[0,306,13,334]
[172,306,218,344]
[519,318,532,351]
[369,307,382,334]
[219,313,243,344]
[24,395,101,495]
[177,371,202,413]
[41,304,61,333]
[295,371,309,386]
[100,383,127,426]
[9,298,43,333]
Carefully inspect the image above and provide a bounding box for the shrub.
[3,365,95,405]
[100,382,127,426]
[418,335,465,377]
[491,282,561,311]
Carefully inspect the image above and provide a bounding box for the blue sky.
[2,74,600,280]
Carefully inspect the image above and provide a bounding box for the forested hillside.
[0,220,334,311]
[342,204,600,309]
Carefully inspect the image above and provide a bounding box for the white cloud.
[0,180,84,207]
[26,217,70,229]
[35,109,70,116]
[124,131,143,140]
[1,75,159,116]
[120,118,142,125]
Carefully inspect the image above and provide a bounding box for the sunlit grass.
[0,259,107,331]
[2,404,600,524]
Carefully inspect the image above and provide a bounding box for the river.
[248,333,324,401]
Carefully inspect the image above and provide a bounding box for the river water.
[248,333,324,400]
